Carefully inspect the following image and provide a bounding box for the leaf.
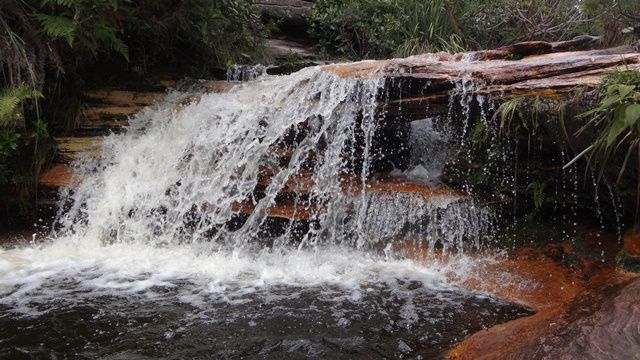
[0,85,43,126]
[606,105,629,146]
[564,144,594,169]
[617,84,637,99]
[0,94,22,122]
[34,13,77,46]
[599,93,621,108]
[41,0,77,8]
[625,104,640,126]
[92,22,129,61]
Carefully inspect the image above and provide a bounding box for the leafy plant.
[527,181,547,209]
[0,85,43,127]
[451,0,590,50]
[565,71,640,183]
[563,70,640,218]
[395,0,463,57]
[121,0,271,74]
[307,0,461,59]
[496,97,543,143]
[581,0,640,46]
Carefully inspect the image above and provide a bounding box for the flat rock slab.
[449,270,640,360]
[266,38,318,59]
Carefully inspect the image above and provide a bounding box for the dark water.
[0,283,531,359]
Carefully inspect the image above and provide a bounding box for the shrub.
[582,0,640,47]
[565,71,640,212]
[307,0,461,59]
[121,0,272,75]
[451,0,589,49]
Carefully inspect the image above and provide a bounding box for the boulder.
[255,0,314,26]
[449,272,640,359]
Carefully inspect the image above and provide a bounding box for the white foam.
[0,236,485,315]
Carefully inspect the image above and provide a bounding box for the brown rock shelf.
[54,137,103,163]
[39,163,77,189]
[83,90,166,107]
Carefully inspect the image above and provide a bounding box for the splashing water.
[0,65,525,358]
[226,64,269,82]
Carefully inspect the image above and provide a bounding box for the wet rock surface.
[618,231,640,272]
[449,269,640,359]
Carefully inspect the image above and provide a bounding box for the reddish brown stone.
[38,164,77,188]
[624,230,640,257]
[448,271,640,360]
[454,248,585,311]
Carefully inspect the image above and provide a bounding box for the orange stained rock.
[39,164,78,188]
[54,137,103,162]
[321,47,640,88]
[366,175,467,202]
[322,60,390,79]
[454,248,584,311]
[623,230,640,256]
[448,305,565,360]
[255,171,465,202]
[447,269,638,360]
[391,241,445,263]
[83,105,142,120]
[197,81,238,93]
[230,200,316,220]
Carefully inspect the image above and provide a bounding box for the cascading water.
[0,65,529,358]
[226,64,269,82]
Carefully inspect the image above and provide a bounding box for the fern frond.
[92,22,129,61]
[0,94,23,124]
[33,13,77,46]
[0,85,43,127]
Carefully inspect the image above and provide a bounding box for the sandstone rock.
[624,230,640,256]
[617,230,640,273]
[266,38,318,59]
[255,0,314,26]
[449,271,640,360]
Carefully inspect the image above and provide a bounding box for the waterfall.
[0,64,529,358]
[52,65,488,253]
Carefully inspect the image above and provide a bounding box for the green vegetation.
[309,0,640,58]
[0,84,50,220]
[565,71,640,212]
[527,181,547,210]
[452,0,589,49]
[566,71,640,181]
[120,0,273,75]
[307,0,462,59]
[582,0,640,46]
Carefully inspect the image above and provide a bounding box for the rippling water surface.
[0,242,531,359]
